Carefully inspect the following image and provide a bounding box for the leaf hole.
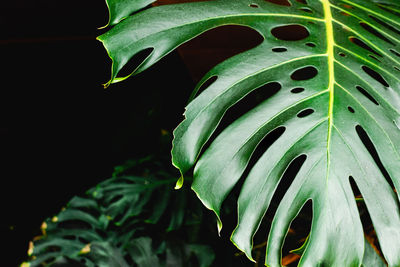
[368,54,381,63]
[359,22,394,45]
[390,49,400,58]
[264,0,291,6]
[273,155,307,204]
[271,24,310,41]
[117,48,154,78]
[305,42,316,47]
[299,7,313,13]
[378,4,400,18]
[349,176,361,198]
[272,47,288,52]
[200,82,282,154]
[348,106,355,113]
[361,66,389,88]
[290,87,305,93]
[338,52,346,57]
[368,15,400,36]
[341,4,353,9]
[240,127,286,187]
[249,3,259,8]
[355,125,396,191]
[349,37,382,57]
[355,85,379,105]
[297,108,314,118]
[290,66,318,81]
[191,76,218,100]
[340,11,351,17]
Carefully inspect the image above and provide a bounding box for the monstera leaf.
[25,158,213,267]
[98,0,400,265]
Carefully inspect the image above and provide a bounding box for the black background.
[2,1,193,265]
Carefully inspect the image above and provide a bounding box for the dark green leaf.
[99,0,400,265]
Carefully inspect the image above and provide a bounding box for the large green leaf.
[98,0,400,265]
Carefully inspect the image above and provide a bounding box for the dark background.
[2,1,194,265]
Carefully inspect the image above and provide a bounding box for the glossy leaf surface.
[98,0,400,265]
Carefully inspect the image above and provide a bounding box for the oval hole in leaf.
[291,87,305,93]
[341,11,351,17]
[264,0,291,6]
[249,3,259,8]
[272,47,288,52]
[359,22,394,45]
[297,108,314,118]
[339,52,346,57]
[349,37,382,57]
[369,15,400,36]
[356,85,379,105]
[200,82,282,155]
[368,55,381,63]
[390,49,400,58]
[299,7,313,13]
[378,4,400,18]
[341,3,353,9]
[192,76,218,99]
[271,24,309,41]
[355,125,397,194]
[306,42,316,47]
[361,66,389,88]
[348,106,355,113]
[290,66,318,81]
[117,48,154,78]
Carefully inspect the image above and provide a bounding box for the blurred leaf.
[26,157,215,267]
